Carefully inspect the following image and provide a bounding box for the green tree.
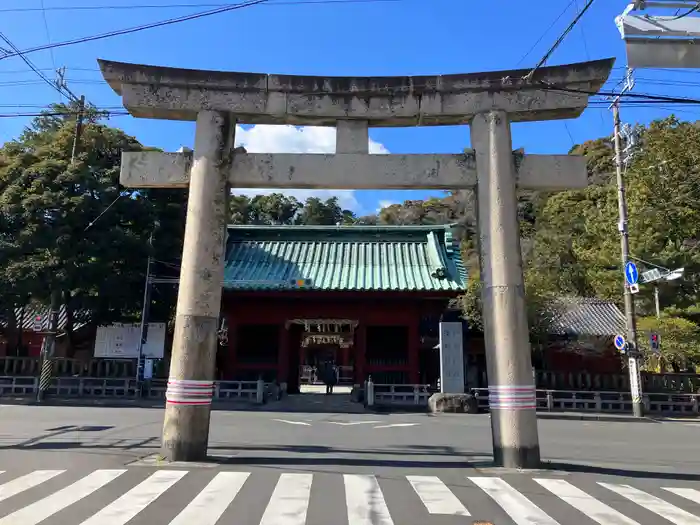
[295,196,354,225]
[637,316,700,372]
[0,104,185,353]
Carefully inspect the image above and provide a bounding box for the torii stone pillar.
[161,111,234,460]
[471,111,538,466]
[99,57,614,467]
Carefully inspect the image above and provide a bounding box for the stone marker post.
[471,111,540,468]
[162,111,234,461]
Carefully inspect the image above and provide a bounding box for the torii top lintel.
[97,58,615,126]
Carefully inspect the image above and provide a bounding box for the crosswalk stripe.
[2,467,700,525]
[259,473,313,525]
[344,474,394,525]
[168,471,250,525]
[79,470,187,525]
[664,488,700,506]
[0,470,64,504]
[0,469,126,525]
[599,482,700,525]
[407,475,470,516]
[535,478,640,525]
[469,477,560,525]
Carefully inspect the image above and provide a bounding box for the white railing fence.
[363,378,431,407]
[0,376,273,404]
[4,374,700,415]
[361,379,700,415]
[470,387,700,416]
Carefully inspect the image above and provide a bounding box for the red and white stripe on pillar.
[487,385,536,410]
[165,379,215,406]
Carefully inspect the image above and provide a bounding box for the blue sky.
[1,0,699,216]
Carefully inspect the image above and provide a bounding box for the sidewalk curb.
[536,412,659,423]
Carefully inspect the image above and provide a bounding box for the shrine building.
[219,224,467,394]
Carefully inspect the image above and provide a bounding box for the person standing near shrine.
[324,361,339,394]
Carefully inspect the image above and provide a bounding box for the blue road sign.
[614,335,626,351]
[624,261,639,285]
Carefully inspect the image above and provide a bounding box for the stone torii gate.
[99,57,614,468]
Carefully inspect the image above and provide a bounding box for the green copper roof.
[223,224,466,292]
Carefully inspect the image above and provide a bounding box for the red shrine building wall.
[215,224,467,393]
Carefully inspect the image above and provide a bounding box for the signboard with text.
[93,323,166,359]
[439,322,465,394]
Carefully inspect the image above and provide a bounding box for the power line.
[0,32,74,101]
[525,0,597,80]
[540,82,700,105]
[0,0,269,62]
[38,0,57,73]
[0,110,128,118]
[0,67,101,74]
[0,0,403,12]
[515,0,576,67]
[668,2,700,19]
[0,79,110,87]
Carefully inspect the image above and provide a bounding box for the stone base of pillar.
[162,313,219,462]
[161,404,212,462]
[492,444,541,469]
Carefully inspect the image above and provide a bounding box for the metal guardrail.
[0,376,271,403]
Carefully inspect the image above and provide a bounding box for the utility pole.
[136,228,156,394]
[613,101,644,418]
[71,95,86,162]
[37,95,86,403]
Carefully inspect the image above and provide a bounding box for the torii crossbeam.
[99,57,615,469]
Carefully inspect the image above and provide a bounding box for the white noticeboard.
[439,321,465,394]
[93,323,166,359]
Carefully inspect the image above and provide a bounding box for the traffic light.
[650,332,660,351]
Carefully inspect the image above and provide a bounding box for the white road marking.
[327,421,381,426]
[259,473,313,525]
[373,423,420,429]
[599,482,700,525]
[469,477,560,525]
[344,474,394,525]
[0,469,126,525]
[79,470,188,525]
[168,472,249,525]
[664,487,700,505]
[535,478,640,524]
[272,419,312,426]
[407,475,470,516]
[0,470,64,503]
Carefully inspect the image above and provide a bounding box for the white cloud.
[231,125,389,212]
[376,199,399,213]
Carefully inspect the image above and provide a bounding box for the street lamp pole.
[635,260,685,319]
[654,285,661,319]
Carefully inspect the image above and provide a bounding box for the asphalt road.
[0,399,699,524]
